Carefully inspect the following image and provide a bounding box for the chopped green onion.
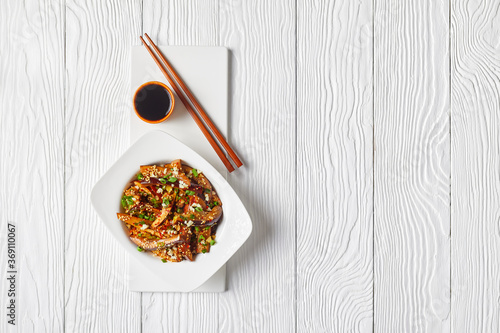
[205,227,210,230]
[192,169,199,177]
[174,188,179,193]
[149,216,155,221]
[137,173,144,180]
[204,189,211,194]
[168,177,177,183]
[195,227,200,232]
[195,206,203,212]
[201,249,207,253]
[121,195,134,208]
[138,214,145,219]
[199,235,205,241]
[163,198,170,206]
[190,214,195,219]
[150,198,159,208]
[185,190,195,196]
[177,208,182,213]
[161,259,167,263]
[137,247,144,252]
[210,240,216,246]
[159,178,167,184]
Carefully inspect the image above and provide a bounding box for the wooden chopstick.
[140,36,235,173]
[144,33,243,168]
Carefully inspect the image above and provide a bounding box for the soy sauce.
[134,83,172,121]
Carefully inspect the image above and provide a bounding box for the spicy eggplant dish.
[116,159,222,262]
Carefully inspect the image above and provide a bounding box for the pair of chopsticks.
[140,34,242,173]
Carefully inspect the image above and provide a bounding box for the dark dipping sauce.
[134,83,172,121]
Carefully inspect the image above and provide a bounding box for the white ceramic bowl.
[91,131,252,292]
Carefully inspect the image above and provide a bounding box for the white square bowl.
[91,130,252,292]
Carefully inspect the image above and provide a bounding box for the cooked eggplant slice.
[117,213,152,228]
[130,234,186,251]
[195,227,211,254]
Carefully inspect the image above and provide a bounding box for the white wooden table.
[1,0,499,332]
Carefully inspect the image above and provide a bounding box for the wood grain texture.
[297,0,373,331]
[141,1,221,333]
[143,0,219,46]
[374,0,451,331]
[451,0,500,331]
[64,0,142,332]
[5,1,500,331]
[0,0,65,332]
[219,1,296,332]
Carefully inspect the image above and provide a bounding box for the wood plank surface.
[451,0,500,331]
[218,1,296,332]
[374,0,451,331]
[296,0,373,331]
[3,0,500,331]
[0,0,65,332]
[64,0,142,332]
[143,0,219,46]
[141,1,221,333]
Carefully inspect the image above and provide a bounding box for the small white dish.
[91,130,252,292]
